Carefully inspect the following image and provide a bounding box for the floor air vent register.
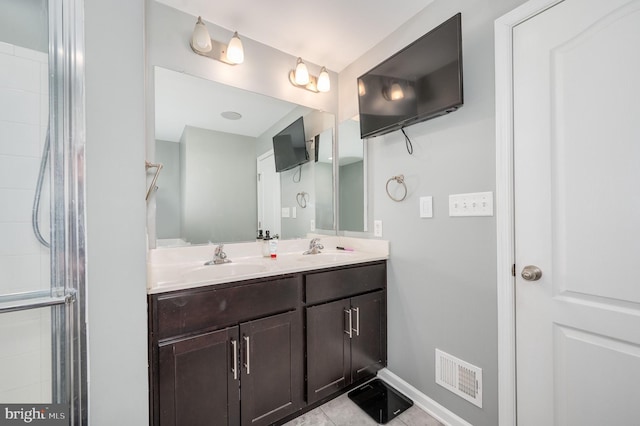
[435,348,483,408]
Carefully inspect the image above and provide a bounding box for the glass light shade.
[226,32,244,64]
[317,67,330,92]
[192,17,212,53]
[294,58,310,85]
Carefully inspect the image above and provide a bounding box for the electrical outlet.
[374,220,383,237]
[291,206,297,218]
[310,219,315,231]
[449,192,493,217]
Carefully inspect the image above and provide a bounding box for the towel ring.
[296,192,309,208]
[386,175,407,202]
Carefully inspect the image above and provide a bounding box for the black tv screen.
[357,13,463,139]
[272,116,309,172]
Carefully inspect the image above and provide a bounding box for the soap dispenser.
[269,233,278,259]
[262,231,271,257]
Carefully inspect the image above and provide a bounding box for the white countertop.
[147,236,389,294]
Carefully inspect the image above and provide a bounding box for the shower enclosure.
[0,0,87,423]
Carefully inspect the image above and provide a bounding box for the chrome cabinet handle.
[344,309,353,338]
[521,265,542,281]
[243,335,251,375]
[231,339,238,380]
[352,307,360,336]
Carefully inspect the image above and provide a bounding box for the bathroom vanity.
[147,238,388,426]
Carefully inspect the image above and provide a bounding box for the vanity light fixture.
[289,58,331,93]
[190,16,244,65]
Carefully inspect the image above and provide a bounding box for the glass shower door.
[0,0,86,423]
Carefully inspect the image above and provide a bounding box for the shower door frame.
[0,0,87,423]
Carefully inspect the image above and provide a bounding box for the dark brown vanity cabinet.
[149,261,387,426]
[149,276,304,426]
[305,262,387,404]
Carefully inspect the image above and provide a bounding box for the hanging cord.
[296,192,309,208]
[32,122,50,248]
[292,164,302,183]
[401,128,413,155]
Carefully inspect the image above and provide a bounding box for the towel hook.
[385,175,407,202]
[145,161,164,201]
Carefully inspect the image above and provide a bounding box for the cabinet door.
[239,310,303,426]
[350,290,386,382]
[306,298,352,403]
[158,327,240,426]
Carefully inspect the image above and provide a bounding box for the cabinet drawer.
[305,262,386,305]
[155,276,302,340]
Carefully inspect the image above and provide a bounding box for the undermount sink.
[182,263,267,282]
[298,251,355,262]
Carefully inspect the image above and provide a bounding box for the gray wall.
[85,0,149,424]
[155,140,181,239]
[339,161,364,231]
[339,1,527,425]
[0,0,47,52]
[181,126,257,244]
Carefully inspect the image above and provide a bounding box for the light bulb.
[317,67,330,92]
[226,32,244,64]
[191,17,212,53]
[358,80,366,96]
[294,58,310,85]
[389,82,404,100]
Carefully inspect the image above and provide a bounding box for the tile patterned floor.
[283,393,444,426]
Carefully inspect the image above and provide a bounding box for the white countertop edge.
[147,254,388,295]
[147,236,389,295]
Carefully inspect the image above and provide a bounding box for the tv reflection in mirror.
[273,116,309,172]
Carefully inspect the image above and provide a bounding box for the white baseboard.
[377,368,473,426]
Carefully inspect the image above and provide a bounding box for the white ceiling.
[155,0,434,72]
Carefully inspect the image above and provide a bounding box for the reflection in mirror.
[338,119,366,232]
[315,128,334,230]
[153,66,336,245]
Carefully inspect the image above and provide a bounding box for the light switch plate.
[449,192,493,217]
[420,196,433,218]
[281,207,290,218]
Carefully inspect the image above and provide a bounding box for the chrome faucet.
[205,244,231,265]
[303,238,324,255]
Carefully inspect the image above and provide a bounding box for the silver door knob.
[521,265,542,281]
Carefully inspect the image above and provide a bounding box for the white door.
[257,151,281,237]
[513,0,640,424]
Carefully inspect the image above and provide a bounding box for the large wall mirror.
[153,66,335,246]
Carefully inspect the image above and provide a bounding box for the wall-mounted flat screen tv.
[357,13,463,139]
[272,116,309,172]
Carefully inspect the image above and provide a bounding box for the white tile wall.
[0,43,51,403]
